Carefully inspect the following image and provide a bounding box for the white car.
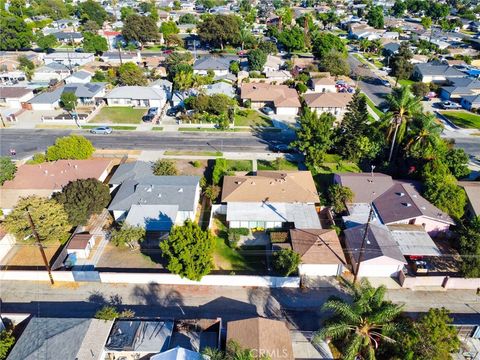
[441,101,462,110]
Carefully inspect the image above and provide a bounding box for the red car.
[163,49,173,55]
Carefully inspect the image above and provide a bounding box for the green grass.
[440,111,480,130]
[92,107,146,124]
[317,154,361,174]
[364,96,383,118]
[257,158,298,171]
[234,109,273,127]
[226,159,252,172]
[82,125,137,130]
[143,45,164,51]
[178,127,250,132]
[152,127,164,131]
[164,150,223,157]
[398,79,415,87]
[352,53,370,66]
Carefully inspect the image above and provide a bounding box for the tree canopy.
[0,15,33,50]
[77,0,108,26]
[117,62,148,86]
[152,159,179,176]
[0,157,17,186]
[60,92,77,112]
[122,14,160,44]
[46,135,95,161]
[82,32,108,54]
[278,26,305,52]
[160,220,215,281]
[328,184,354,213]
[272,248,301,276]
[36,34,57,51]
[318,50,350,76]
[197,15,241,50]
[111,224,146,249]
[367,5,384,29]
[247,48,267,71]
[160,21,179,37]
[312,33,347,59]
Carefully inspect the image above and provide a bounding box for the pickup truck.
[441,101,462,109]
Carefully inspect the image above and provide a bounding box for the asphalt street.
[0,129,296,159]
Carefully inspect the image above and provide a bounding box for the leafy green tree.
[179,13,197,24]
[272,248,301,276]
[111,224,146,249]
[367,5,384,29]
[53,179,110,226]
[0,157,17,185]
[46,135,95,161]
[458,218,480,278]
[117,62,147,86]
[319,50,350,76]
[83,20,100,32]
[82,32,108,54]
[152,159,178,175]
[122,14,160,45]
[26,153,46,164]
[197,15,241,50]
[36,34,57,51]
[120,6,136,21]
[258,41,277,55]
[392,0,407,16]
[411,82,430,98]
[77,0,108,26]
[160,21,179,37]
[317,11,338,30]
[212,158,231,185]
[0,15,33,50]
[314,279,403,360]
[247,48,267,71]
[294,109,335,169]
[278,26,305,52]
[160,219,215,281]
[165,33,183,48]
[229,61,240,75]
[328,184,354,213]
[444,148,470,179]
[7,0,27,17]
[391,43,413,83]
[60,92,77,112]
[404,112,442,160]
[0,329,15,360]
[18,55,34,70]
[4,196,71,244]
[312,33,346,60]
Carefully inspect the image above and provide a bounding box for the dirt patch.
[174,159,209,176]
[5,243,60,267]
[96,242,164,270]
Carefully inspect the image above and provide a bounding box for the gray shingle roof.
[109,161,154,184]
[28,83,106,104]
[70,70,92,80]
[193,56,237,71]
[414,63,465,77]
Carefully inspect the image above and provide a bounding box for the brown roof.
[221,171,319,203]
[68,233,93,249]
[289,229,346,265]
[0,87,32,99]
[2,159,111,190]
[312,76,336,86]
[303,92,353,108]
[226,317,294,360]
[334,172,394,203]
[240,83,300,108]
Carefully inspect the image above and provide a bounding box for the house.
[388,224,441,258]
[100,51,141,64]
[382,42,401,56]
[0,87,34,108]
[221,171,321,229]
[66,233,96,259]
[151,347,208,360]
[458,181,480,219]
[32,62,71,82]
[105,320,174,359]
[193,56,236,76]
[108,161,201,231]
[264,70,292,82]
[28,82,107,110]
[440,77,480,100]
[99,30,123,50]
[412,63,465,83]
[287,228,347,276]
[263,55,284,72]
[104,86,169,108]
[310,76,337,92]
[52,31,84,43]
[200,81,236,97]
[6,317,113,360]
[64,70,93,84]
[333,173,455,235]
[344,223,407,278]
[227,318,294,360]
[44,52,95,67]
[303,92,353,118]
[460,94,480,111]
[240,83,300,116]
[0,159,111,214]
[151,79,174,100]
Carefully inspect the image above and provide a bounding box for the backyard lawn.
[440,111,480,130]
[313,154,361,196]
[257,158,298,170]
[91,107,146,124]
[234,109,273,127]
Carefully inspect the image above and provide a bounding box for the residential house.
[193,56,237,76]
[28,82,107,110]
[151,78,173,101]
[32,62,71,82]
[382,42,401,57]
[6,317,113,360]
[440,77,480,100]
[458,181,480,219]
[334,173,455,235]
[461,94,480,111]
[151,347,208,360]
[310,76,337,92]
[227,318,294,360]
[99,30,123,50]
[349,23,385,40]
[240,83,300,116]
[0,51,42,71]
[287,228,347,276]
[303,92,353,118]
[99,51,141,65]
[200,81,235,97]
[0,159,111,214]
[108,161,201,231]
[104,86,169,108]
[64,70,93,84]
[221,171,321,229]
[412,63,465,83]
[52,31,84,44]
[263,55,284,72]
[344,223,407,277]
[0,87,34,108]
[44,52,95,67]
[264,70,292,83]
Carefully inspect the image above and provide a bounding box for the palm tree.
[404,112,442,159]
[359,38,371,53]
[314,279,403,360]
[385,86,422,162]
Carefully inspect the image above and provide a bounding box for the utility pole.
[26,210,54,285]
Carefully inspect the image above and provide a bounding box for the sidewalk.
[138,150,293,161]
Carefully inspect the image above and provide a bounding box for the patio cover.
[388,224,441,256]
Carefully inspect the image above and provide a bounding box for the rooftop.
[303,92,353,108]
[105,86,168,100]
[388,224,441,256]
[289,228,346,265]
[0,87,32,98]
[240,83,300,108]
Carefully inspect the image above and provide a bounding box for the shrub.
[46,135,95,161]
[0,157,16,186]
[191,160,202,168]
[94,306,119,320]
[272,248,301,276]
[27,153,46,164]
[152,159,178,175]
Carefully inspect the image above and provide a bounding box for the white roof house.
[104,86,169,107]
[150,347,209,360]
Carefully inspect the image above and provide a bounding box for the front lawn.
[91,107,146,124]
[364,96,383,118]
[234,109,273,127]
[164,150,222,157]
[82,125,137,130]
[226,159,252,172]
[398,79,415,87]
[440,111,480,130]
[257,158,298,170]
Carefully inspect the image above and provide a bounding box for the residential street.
[1,281,479,330]
[0,129,296,159]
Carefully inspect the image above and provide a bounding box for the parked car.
[379,79,391,87]
[142,114,155,122]
[261,106,274,115]
[166,106,183,117]
[90,126,112,134]
[441,101,462,109]
[148,107,159,115]
[269,143,298,153]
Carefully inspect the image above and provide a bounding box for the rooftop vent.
[403,203,412,207]
[397,192,405,197]
[44,170,48,175]
[178,188,183,192]
[158,193,162,198]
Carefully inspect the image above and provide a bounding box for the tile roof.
[312,76,336,86]
[221,171,319,203]
[227,318,294,360]
[303,92,353,108]
[289,228,346,265]
[240,83,300,108]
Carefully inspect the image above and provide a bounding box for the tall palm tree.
[314,279,403,360]
[404,112,442,159]
[385,86,422,162]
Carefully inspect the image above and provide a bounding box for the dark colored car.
[166,106,183,117]
[142,114,155,122]
[148,107,159,115]
[270,143,297,153]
